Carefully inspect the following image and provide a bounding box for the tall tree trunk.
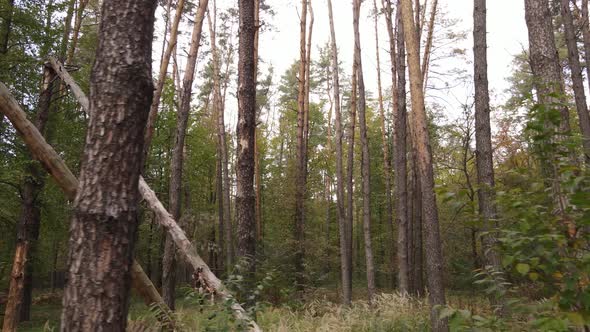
[65,0,89,64]
[143,0,187,157]
[421,0,438,91]
[236,0,257,279]
[352,0,376,304]
[524,0,571,218]
[373,0,395,292]
[294,0,308,291]
[59,0,75,58]
[2,65,55,331]
[410,142,424,296]
[581,0,590,113]
[163,0,208,310]
[254,0,263,245]
[59,0,157,329]
[473,0,502,272]
[346,48,358,302]
[327,0,350,306]
[399,0,448,330]
[0,0,14,54]
[561,0,590,163]
[207,1,233,274]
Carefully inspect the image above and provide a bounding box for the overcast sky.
[254,0,529,120]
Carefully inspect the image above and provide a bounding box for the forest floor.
[7,288,491,331]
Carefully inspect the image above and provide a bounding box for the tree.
[236,0,257,274]
[473,0,502,271]
[399,0,448,330]
[294,0,308,290]
[2,64,55,331]
[561,0,590,163]
[352,0,376,304]
[327,0,350,305]
[524,0,571,217]
[59,0,157,329]
[163,0,208,309]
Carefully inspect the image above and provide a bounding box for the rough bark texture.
[236,0,257,272]
[420,0,437,88]
[163,0,208,310]
[143,0,187,157]
[524,0,571,216]
[473,0,502,273]
[352,0,376,304]
[59,0,157,329]
[374,0,395,290]
[327,0,350,306]
[294,0,308,290]
[561,0,590,163]
[2,65,55,331]
[581,0,590,125]
[0,81,168,312]
[400,0,448,330]
[0,0,14,54]
[254,0,262,244]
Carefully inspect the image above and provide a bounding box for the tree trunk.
[236,0,257,277]
[581,0,590,122]
[2,65,55,331]
[524,0,571,217]
[294,0,308,291]
[163,0,208,309]
[59,0,75,58]
[346,48,358,302]
[65,0,89,64]
[473,0,502,272]
[0,0,14,54]
[59,0,158,329]
[327,0,350,306]
[399,0,448,330]
[352,0,376,304]
[421,0,438,91]
[208,4,233,273]
[143,0,187,157]
[254,0,263,245]
[561,0,590,163]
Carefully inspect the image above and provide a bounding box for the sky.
[255,0,530,121]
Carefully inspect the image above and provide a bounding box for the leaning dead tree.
[0,63,261,331]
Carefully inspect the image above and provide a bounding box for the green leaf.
[528,272,539,281]
[516,263,530,275]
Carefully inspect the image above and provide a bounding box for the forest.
[0,0,589,330]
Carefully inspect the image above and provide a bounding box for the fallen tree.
[1,59,262,331]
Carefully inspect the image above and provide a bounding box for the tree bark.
[327,0,350,306]
[254,0,263,244]
[2,65,55,331]
[346,49,358,304]
[143,0,187,157]
[374,0,395,292]
[473,0,502,273]
[163,0,209,310]
[399,0,448,330]
[294,0,308,291]
[59,0,157,329]
[421,0,438,91]
[524,0,571,217]
[352,0,376,304]
[581,0,590,122]
[236,0,258,276]
[561,0,590,163]
[59,0,75,58]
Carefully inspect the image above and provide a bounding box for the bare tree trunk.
[143,0,187,157]
[294,0,308,291]
[581,0,590,114]
[254,0,263,245]
[327,0,350,306]
[163,0,209,310]
[346,50,358,303]
[421,0,438,91]
[59,0,158,328]
[0,0,14,54]
[59,0,75,58]
[65,0,89,64]
[410,143,424,296]
[2,65,55,331]
[207,1,233,274]
[373,0,395,292]
[473,0,502,272]
[524,0,571,218]
[236,0,258,279]
[561,0,590,163]
[352,0,376,304]
[400,0,448,330]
